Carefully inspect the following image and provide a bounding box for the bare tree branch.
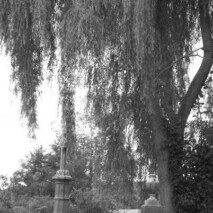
[155,47,203,80]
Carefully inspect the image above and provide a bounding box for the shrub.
[0,206,14,213]
[28,196,53,213]
[12,206,28,213]
[174,143,213,213]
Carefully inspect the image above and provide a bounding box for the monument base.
[141,195,165,213]
[53,170,72,213]
[141,206,165,213]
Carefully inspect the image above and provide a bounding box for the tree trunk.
[148,2,213,213]
[149,98,174,213]
[153,130,173,213]
[178,0,213,128]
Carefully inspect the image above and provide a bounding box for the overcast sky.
[0,53,60,177]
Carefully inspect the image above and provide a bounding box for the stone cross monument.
[53,142,72,213]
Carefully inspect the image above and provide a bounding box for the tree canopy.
[1,0,213,212]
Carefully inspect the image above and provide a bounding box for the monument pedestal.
[53,143,71,213]
[53,169,72,213]
[141,206,164,213]
[141,195,165,213]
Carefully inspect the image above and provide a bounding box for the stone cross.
[60,145,67,170]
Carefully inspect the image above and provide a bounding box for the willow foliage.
[0,0,56,133]
[78,0,199,173]
[0,0,207,187]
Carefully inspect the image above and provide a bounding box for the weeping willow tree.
[1,0,213,212]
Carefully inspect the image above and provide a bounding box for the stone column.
[53,145,72,213]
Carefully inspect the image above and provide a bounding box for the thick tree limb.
[178,0,213,129]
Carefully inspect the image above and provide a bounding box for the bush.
[28,196,53,213]
[12,206,28,213]
[70,188,107,213]
[174,143,213,213]
[0,206,14,213]
[12,194,29,208]
[69,204,80,213]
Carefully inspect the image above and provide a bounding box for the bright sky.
[0,53,61,177]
